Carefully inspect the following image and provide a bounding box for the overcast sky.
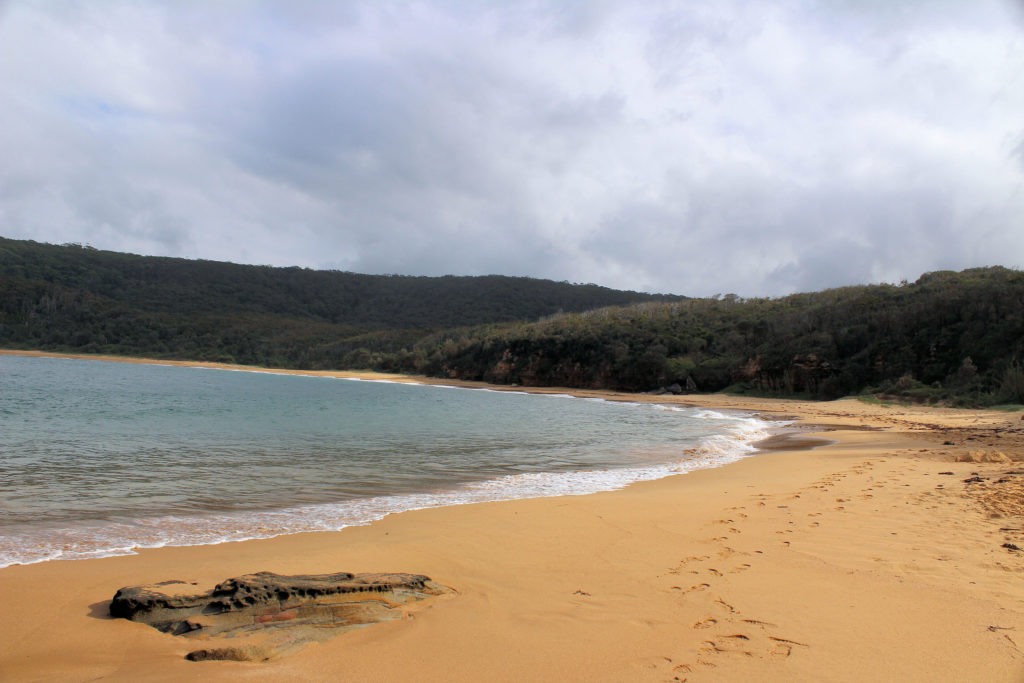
[1,1,1022,297]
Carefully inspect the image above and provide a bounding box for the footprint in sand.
[692,629,809,667]
[697,637,748,658]
[713,598,737,613]
[769,636,809,658]
[672,554,710,569]
[671,662,693,677]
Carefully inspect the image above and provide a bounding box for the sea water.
[0,355,785,567]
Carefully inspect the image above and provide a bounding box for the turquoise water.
[0,355,782,567]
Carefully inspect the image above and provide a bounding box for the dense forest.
[2,237,1023,406]
[394,267,1024,406]
[0,237,681,367]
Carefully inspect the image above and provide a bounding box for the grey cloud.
[1,0,1022,298]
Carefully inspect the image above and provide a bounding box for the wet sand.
[1,350,1022,681]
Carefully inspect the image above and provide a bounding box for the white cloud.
[1,0,1021,297]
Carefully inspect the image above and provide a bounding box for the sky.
[1,1,1022,297]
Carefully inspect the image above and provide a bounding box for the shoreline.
[0,348,793,569]
[1,349,1023,680]
[4,347,1022,450]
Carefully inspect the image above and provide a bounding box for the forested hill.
[0,236,683,368]
[0,237,681,328]
[403,267,1024,406]
[2,236,1022,406]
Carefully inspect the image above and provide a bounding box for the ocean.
[0,354,785,567]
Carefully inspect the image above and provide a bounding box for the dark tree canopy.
[0,237,680,367]
[2,237,1022,406]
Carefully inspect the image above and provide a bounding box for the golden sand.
[0,350,1022,681]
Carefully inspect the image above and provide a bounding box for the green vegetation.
[2,237,1022,407]
[405,268,1024,406]
[856,395,898,408]
[0,237,681,368]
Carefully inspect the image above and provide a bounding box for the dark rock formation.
[110,571,452,661]
[736,353,836,395]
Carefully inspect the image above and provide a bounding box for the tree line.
[0,237,680,367]
[387,268,1024,406]
[1,237,1022,406]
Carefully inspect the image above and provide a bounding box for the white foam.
[477,387,530,395]
[695,409,732,420]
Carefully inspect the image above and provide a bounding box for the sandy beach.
[1,350,1022,681]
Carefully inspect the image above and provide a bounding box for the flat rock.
[110,571,452,661]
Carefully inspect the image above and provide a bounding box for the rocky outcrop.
[953,450,1015,464]
[110,571,452,661]
[647,382,690,396]
[737,353,836,395]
